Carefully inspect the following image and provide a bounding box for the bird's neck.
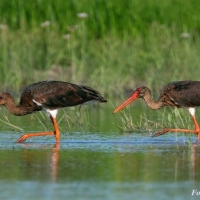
[143,92,163,110]
[4,97,27,116]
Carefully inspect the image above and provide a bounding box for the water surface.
[0,106,199,200]
[0,131,199,200]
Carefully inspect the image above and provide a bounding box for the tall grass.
[0,0,200,94]
[1,0,200,38]
[1,24,200,95]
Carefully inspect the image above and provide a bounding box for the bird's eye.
[136,87,142,93]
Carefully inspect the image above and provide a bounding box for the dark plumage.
[114,81,200,141]
[158,81,200,108]
[0,81,107,143]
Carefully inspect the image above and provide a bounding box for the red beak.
[113,91,139,113]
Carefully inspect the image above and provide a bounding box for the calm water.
[0,106,200,200]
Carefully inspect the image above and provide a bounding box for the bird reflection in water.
[19,143,60,182]
[173,144,199,181]
[190,144,199,180]
[51,143,60,182]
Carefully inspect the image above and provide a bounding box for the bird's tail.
[81,85,107,103]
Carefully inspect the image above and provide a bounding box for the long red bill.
[113,92,139,113]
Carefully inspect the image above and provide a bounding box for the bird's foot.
[16,134,29,143]
[152,128,169,137]
[16,131,55,143]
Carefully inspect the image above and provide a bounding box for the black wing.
[160,81,200,107]
[24,81,106,109]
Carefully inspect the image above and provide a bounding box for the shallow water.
[0,106,200,200]
[0,131,199,200]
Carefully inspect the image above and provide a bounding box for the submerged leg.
[16,117,60,143]
[152,115,200,141]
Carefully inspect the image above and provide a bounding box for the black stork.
[0,81,107,143]
[114,81,200,141]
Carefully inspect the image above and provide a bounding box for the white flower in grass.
[41,21,50,27]
[180,32,190,38]
[0,24,7,30]
[77,13,88,19]
[67,25,79,32]
[63,34,70,40]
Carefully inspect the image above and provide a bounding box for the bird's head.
[0,93,11,105]
[113,86,149,113]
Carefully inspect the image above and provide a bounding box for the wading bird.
[0,81,107,143]
[114,81,200,141]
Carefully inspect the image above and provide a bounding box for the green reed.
[0,108,23,131]
[115,105,194,137]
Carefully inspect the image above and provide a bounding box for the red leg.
[152,115,200,141]
[50,116,60,142]
[16,116,60,143]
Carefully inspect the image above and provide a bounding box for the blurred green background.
[0,0,200,98]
